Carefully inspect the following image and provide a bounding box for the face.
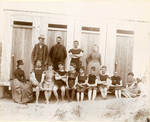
[48,65,53,70]
[18,64,24,69]
[56,38,62,45]
[79,69,84,74]
[93,45,98,52]
[39,38,44,45]
[73,41,79,48]
[101,68,106,74]
[127,75,133,81]
[36,61,42,67]
[114,72,118,77]
[58,64,63,70]
[90,69,95,75]
[70,65,75,71]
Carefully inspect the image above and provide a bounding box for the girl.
[98,66,110,100]
[87,66,98,101]
[41,64,55,104]
[53,62,67,102]
[66,63,78,101]
[30,60,44,104]
[109,71,122,98]
[122,72,140,98]
[76,67,87,102]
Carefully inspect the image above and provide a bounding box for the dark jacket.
[49,44,67,63]
[31,43,48,65]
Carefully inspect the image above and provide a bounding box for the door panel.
[47,30,67,63]
[81,33,100,71]
[11,27,32,79]
[115,36,134,86]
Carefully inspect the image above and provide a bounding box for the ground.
[0,91,149,121]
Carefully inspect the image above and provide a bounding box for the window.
[13,21,33,26]
[48,24,67,29]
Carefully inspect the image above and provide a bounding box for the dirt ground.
[0,91,149,121]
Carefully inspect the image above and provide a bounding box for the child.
[109,71,122,98]
[66,63,78,101]
[76,67,87,102]
[30,60,44,104]
[53,62,67,102]
[98,65,110,100]
[87,66,98,101]
[40,64,55,104]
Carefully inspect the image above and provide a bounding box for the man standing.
[49,36,67,71]
[68,40,83,72]
[31,34,48,69]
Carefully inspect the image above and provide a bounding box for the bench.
[0,80,37,98]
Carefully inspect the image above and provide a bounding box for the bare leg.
[122,91,131,98]
[118,90,121,98]
[48,90,52,102]
[44,91,49,104]
[88,89,92,101]
[53,86,59,101]
[36,87,40,104]
[92,89,97,101]
[61,86,65,101]
[81,92,84,101]
[77,92,80,102]
[71,89,75,101]
[100,88,104,99]
[104,87,108,98]
[115,90,119,98]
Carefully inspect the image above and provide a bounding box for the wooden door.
[47,30,67,63]
[81,33,100,71]
[115,36,134,86]
[11,27,32,79]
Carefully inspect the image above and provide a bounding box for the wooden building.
[0,1,149,90]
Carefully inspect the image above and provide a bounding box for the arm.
[40,73,46,85]
[119,80,123,86]
[86,53,91,64]
[31,72,39,83]
[72,77,78,88]
[31,45,36,65]
[63,47,67,59]
[99,53,102,66]
[14,70,25,82]
[49,46,54,60]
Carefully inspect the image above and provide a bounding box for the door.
[115,36,134,86]
[46,24,68,67]
[81,32,100,71]
[11,27,33,79]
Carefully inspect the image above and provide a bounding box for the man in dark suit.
[31,34,48,69]
[49,36,67,71]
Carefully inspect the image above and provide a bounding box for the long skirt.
[122,87,139,97]
[87,61,101,75]
[11,79,33,104]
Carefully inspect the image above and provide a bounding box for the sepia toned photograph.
[0,1,150,121]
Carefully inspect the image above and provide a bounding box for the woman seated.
[41,64,55,104]
[76,67,87,102]
[53,62,67,102]
[30,60,44,104]
[86,66,98,101]
[66,63,78,102]
[109,71,122,98]
[122,72,140,98]
[97,66,110,100]
[11,60,33,104]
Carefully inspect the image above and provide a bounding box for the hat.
[17,60,24,66]
[38,34,45,39]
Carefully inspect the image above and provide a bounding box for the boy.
[87,66,98,101]
[109,71,122,98]
[76,67,87,102]
[30,60,44,104]
[41,64,55,104]
[66,63,78,101]
[98,66,110,100]
[53,62,67,102]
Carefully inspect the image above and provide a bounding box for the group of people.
[11,34,144,104]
